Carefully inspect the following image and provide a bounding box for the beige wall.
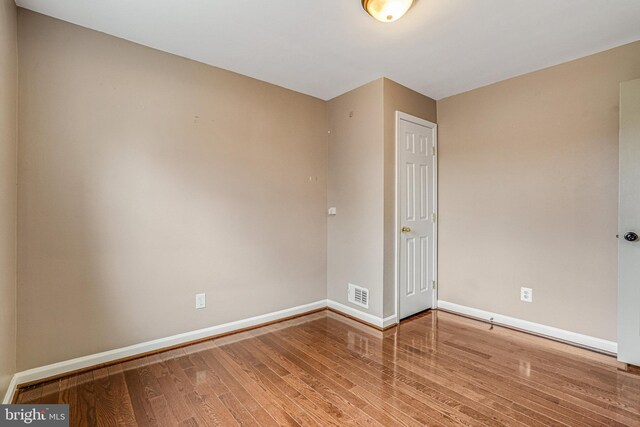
[327,79,385,317]
[0,0,17,397]
[437,41,640,341]
[382,79,436,317]
[17,10,328,370]
[327,78,436,320]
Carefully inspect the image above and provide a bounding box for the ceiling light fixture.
[361,0,414,23]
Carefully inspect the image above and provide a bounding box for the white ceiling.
[16,0,640,100]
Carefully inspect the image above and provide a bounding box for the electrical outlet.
[520,287,533,303]
[195,293,206,309]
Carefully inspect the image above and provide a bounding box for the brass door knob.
[401,226,411,233]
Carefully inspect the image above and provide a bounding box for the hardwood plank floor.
[15,310,640,426]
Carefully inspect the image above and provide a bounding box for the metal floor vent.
[348,283,369,309]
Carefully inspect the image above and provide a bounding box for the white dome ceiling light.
[361,0,414,23]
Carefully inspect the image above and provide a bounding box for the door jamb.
[395,111,438,321]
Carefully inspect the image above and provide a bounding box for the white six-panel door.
[398,113,437,320]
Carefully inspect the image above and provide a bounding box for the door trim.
[395,111,438,320]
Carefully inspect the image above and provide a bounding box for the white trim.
[327,299,397,329]
[438,300,618,354]
[382,314,398,329]
[2,374,19,404]
[395,111,439,320]
[5,299,398,396]
[8,300,327,389]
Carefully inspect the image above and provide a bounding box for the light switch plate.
[195,293,206,309]
[328,207,337,216]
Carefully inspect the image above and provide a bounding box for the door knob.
[401,226,411,233]
[624,232,639,242]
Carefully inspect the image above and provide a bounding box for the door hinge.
[432,280,437,290]
[431,146,436,156]
[432,213,437,222]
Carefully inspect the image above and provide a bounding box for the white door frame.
[395,111,438,320]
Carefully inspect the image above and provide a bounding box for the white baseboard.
[382,314,398,328]
[3,298,398,401]
[438,300,617,354]
[6,299,327,397]
[2,374,19,404]
[327,299,397,329]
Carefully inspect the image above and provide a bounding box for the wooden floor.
[15,310,640,426]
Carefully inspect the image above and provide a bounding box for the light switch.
[195,293,206,309]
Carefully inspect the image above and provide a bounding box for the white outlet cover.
[195,293,206,309]
[520,287,533,303]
